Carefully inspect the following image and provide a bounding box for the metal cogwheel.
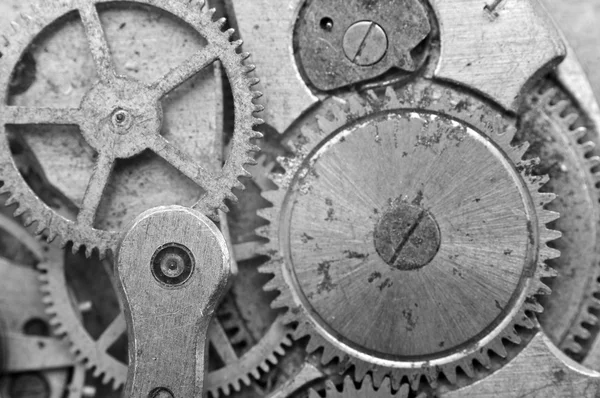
[0,0,263,256]
[308,376,416,398]
[36,142,293,396]
[519,78,600,358]
[259,79,560,390]
[0,211,88,398]
[38,255,293,395]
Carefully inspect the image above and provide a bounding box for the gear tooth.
[539,87,558,103]
[589,299,600,310]
[343,375,356,392]
[490,339,507,358]
[4,195,17,207]
[549,99,569,115]
[244,64,256,74]
[225,28,235,38]
[443,365,457,384]
[240,51,251,60]
[206,7,216,18]
[519,312,536,328]
[581,141,595,154]
[535,280,553,296]
[10,21,20,33]
[583,310,599,325]
[378,377,392,393]
[306,336,321,353]
[254,104,265,114]
[578,326,592,340]
[252,91,263,99]
[216,17,226,29]
[232,39,244,49]
[587,155,600,168]
[504,328,522,345]
[540,247,561,263]
[221,384,231,396]
[476,351,492,368]
[569,126,588,140]
[252,117,265,126]
[12,205,26,218]
[563,339,583,355]
[562,113,579,127]
[408,372,421,391]
[461,362,475,378]
[321,345,336,364]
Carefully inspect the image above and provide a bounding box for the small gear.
[260,79,560,390]
[0,0,262,256]
[308,376,415,398]
[0,211,87,398]
[520,79,600,358]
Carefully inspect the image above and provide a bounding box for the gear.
[519,79,600,358]
[37,139,292,395]
[308,376,414,398]
[0,0,262,256]
[0,211,87,398]
[259,79,560,390]
[38,241,293,394]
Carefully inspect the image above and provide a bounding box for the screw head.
[151,243,195,287]
[343,21,388,66]
[110,108,133,133]
[373,200,441,271]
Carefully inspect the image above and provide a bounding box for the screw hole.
[320,17,334,32]
[23,318,50,337]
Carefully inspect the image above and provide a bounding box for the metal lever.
[115,206,231,398]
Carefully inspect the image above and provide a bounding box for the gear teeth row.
[533,82,600,356]
[309,376,413,398]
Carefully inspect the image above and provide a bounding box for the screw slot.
[320,17,334,32]
[151,243,195,287]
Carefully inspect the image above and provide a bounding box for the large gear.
[38,256,293,394]
[519,78,600,358]
[259,79,560,390]
[308,376,414,398]
[0,0,262,256]
[36,138,293,396]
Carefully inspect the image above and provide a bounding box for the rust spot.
[368,271,382,283]
[378,278,393,291]
[344,250,367,259]
[316,261,337,294]
[301,233,314,243]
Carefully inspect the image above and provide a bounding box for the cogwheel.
[37,143,293,394]
[0,0,262,257]
[308,376,416,398]
[520,78,600,358]
[38,249,293,393]
[259,79,560,390]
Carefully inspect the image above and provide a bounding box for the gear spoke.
[2,106,83,125]
[77,152,115,227]
[150,44,222,97]
[149,135,222,194]
[208,320,239,365]
[79,2,115,83]
[96,313,126,352]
